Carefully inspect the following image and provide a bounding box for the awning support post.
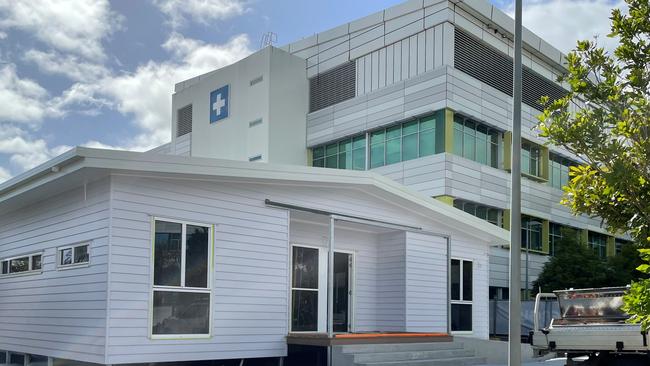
[328,216,335,339]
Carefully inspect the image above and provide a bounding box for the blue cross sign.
[210,85,229,123]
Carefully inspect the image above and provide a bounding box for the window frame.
[453,199,503,227]
[588,231,608,259]
[149,217,214,340]
[0,252,43,278]
[56,242,90,270]
[450,258,473,333]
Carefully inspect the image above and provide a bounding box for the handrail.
[534,292,556,332]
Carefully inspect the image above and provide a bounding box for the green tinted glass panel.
[313,147,324,159]
[386,125,401,139]
[326,143,338,156]
[463,132,475,160]
[352,148,365,170]
[420,116,436,131]
[370,144,384,168]
[522,149,530,174]
[419,129,435,157]
[476,138,487,165]
[476,206,488,220]
[313,158,324,167]
[326,155,337,168]
[386,138,401,164]
[371,130,385,144]
[338,152,348,169]
[353,135,366,149]
[402,133,418,161]
[339,139,351,153]
[453,128,463,156]
[403,120,418,135]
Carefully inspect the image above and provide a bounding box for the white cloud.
[0,31,7,40]
[0,125,72,172]
[72,33,252,151]
[153,0,248,28]
[0,166,10,183]
[0,0,123,61]
[24,49,110,82]
[505,0,625,54]
[0,65,58,124]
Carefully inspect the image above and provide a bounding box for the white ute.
[531,287,650,365]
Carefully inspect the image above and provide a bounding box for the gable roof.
[0,147,509,244]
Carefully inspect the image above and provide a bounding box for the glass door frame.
[289,244,355,334]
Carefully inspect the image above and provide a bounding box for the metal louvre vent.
[309,61,356,113]
[177,104,192,137]
[454,29,567,111]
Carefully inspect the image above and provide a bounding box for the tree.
[533,229,610,293]
[537,0,650,246]
[536,0,650,329]
[606,242,646,286]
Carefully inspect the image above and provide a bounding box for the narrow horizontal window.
[248,118,263,128]
[0,252,44,277]
[58,243,90,269]
[250,75,263,86]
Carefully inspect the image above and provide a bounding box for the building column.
[504,131,513,171]
[503,209,511,231]
[607,236,616,257]
[541,220,550,254]
[443,109,455,153]
[581,229,589,245]
[435,195,455,206]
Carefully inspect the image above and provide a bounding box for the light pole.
[509,0,523,364]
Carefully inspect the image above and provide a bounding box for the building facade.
[161,0,630,299]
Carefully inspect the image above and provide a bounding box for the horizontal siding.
[0,179,110,364]
[107,175,290,364]
[489,246,549,289]
[376,231,406,331]
[405,231,447,333]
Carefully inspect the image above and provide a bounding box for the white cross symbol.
[213,93,226,116]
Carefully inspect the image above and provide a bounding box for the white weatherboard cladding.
[0,179,110,364]
[376,231,406,331]
[104,173,493,363]
[405,231,447,333]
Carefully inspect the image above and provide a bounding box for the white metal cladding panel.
[106,176,290,364]
[289,221,380,332]
[489,247,549,289]
[405,231,447,333]
[356,24,446,96]
[173,134,191,156]
[371,153,447,197]
[306,66,448,147]
[0,179,111,364]
[376,231,406,331]
[450,233,490,339]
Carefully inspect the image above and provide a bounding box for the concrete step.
[342,342,463,354]
[354,349,475,363]
[356,356,487,366]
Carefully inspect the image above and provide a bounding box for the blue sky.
[0,0,623,182]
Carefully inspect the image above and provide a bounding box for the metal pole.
[509,0,523,364]
[328,216,335,338]
[525,223,530,300]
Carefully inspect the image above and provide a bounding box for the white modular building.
[0,0,630,365]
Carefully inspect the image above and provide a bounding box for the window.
[549,223,563,256]
[615,239,630,255]
[521,217,543,251]
[1,253,43,276]
[0,350,6,364]
[489,286,509,300]
[369,113,441,168]
[588,232,608,259]
[549,153,573,189]
[312,134,366,170]
[453,115,500,168]
[28,354,48,366]
[451,259,473,332]
[453,199,503,227]
[57,243,89,268]
[291,246,320,332]
[152,219,212,337]
[521,141,542,178]
[9,353,24,366]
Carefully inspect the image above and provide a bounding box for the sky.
[0,0,626,182]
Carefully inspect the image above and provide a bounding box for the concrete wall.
[0,179,110,364]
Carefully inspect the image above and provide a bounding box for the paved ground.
[481,357,567,366]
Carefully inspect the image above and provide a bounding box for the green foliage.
[537,0,650,246]
[607,242,646,286]
[623,249,650,330]
[533,229,611,293]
